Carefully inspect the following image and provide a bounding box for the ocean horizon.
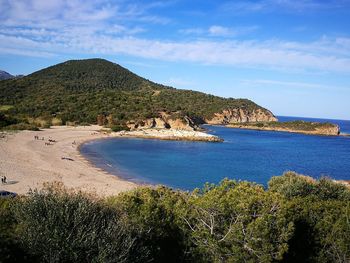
[80,116,350,190]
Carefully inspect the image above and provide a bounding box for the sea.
[80,116,350,190]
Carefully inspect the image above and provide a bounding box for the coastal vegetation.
[0,59,272,130]
[1,172,349,262]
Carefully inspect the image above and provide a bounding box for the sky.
[0,0,350,120]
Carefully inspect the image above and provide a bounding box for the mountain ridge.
[0,70,15,80]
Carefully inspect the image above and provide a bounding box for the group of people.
[34,135,57,146]
[34,135,44,140]
[1,176,7,184]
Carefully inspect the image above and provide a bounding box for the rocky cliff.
[205,108,277,124]
[127,112,199,131]
[127,108,277,131]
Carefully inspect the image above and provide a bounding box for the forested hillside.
[0,59,273,128]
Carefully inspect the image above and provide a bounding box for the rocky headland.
[125,108,277,136]
[122,108,279,141]
[227,121,340,136]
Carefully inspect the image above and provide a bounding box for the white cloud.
[0,0,349,74]
[0,0,169,28]
[1,29,350,73]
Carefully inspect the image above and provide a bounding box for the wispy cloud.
[1,29,350,73]
[0,0,169,28]
[0,0,350,74]
[180,25,259,38]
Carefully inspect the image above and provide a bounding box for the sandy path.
[0,125,136,196]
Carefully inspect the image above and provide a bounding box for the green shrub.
[1,173,349,262]
[184,179,294,262]
[268,171,350,201]
[108,186,190,262]
[314,177,350,200]
[283,198,350,263]
[268,171,316,199]
[12,183,143,263]
[0,199,34,262]
[0,113,18,128]
[111,124,130,132]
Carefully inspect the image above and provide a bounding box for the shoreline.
[0,125,137,196]
[0,126,220,196]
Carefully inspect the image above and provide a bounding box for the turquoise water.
[80,117,350,190]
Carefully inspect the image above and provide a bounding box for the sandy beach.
[0,125,137,196]
[0,125,220,196]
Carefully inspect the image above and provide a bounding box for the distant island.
[228,120,340,136]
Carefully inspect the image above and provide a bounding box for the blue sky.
[0,0,350,119]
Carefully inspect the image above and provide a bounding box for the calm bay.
[80,116,350,190]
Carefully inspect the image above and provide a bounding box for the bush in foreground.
[0,174,349,262]
[11,183,145,263]
[108,186,190,262]
[269,172,350,263]
[184,180,293,262]
[268,171,350,201]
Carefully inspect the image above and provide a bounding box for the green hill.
[0,58,274,128]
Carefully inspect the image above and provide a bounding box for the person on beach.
[1,176,3,184]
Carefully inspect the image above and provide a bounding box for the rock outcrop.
[127,108,277,132]
[308,125,340,136]
[206,108,277,124]
[127,112,199,131]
